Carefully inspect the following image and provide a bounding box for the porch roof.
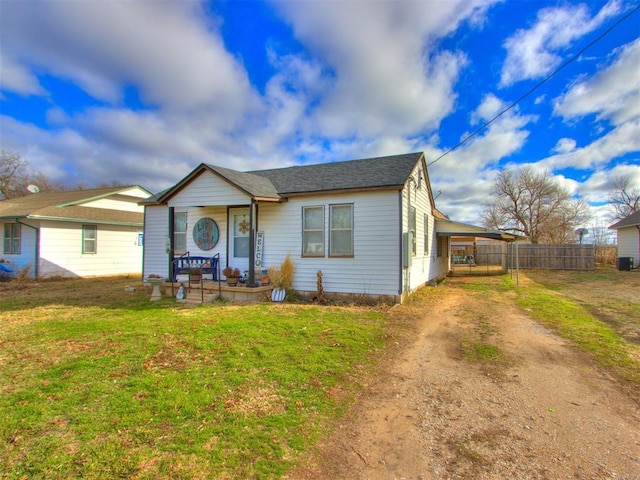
[435,218,522,242]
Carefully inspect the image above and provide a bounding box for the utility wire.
[426,3,640,167]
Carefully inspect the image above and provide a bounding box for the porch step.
[175,283,274,304]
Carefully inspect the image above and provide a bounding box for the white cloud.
[539,120,640,170]
[0,55,46,96]
[500,0,621,86]
[554,38,640,125]
[272,0,496,138]
[553,138,577,154]
[0,0,258,119]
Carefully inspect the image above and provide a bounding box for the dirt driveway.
[288,275,640,480]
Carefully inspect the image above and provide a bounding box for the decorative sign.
[255,231,264,267]
[193,217,219,251]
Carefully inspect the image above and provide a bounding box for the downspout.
[16,218,39,279]
[398,190,403,296]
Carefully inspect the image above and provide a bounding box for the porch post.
[168,207,175,280]
[248,200,257,287]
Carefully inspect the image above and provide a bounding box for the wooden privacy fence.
[452,244,597,272]
[512,244,595,270]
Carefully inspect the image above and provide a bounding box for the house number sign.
[193,217,219,251]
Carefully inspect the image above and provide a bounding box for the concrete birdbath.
[145,276,167,301]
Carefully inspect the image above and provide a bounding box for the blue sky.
[1,0,639,232]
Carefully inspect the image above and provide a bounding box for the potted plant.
[267,254,295,301]
[223,266,241,286]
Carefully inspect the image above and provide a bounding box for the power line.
[426,3,640,168]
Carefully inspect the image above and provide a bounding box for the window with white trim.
[302,206,324,256]
[410,206,417,255]
[174,212,187,254]
[424,213,429,254]
[82,225,97,254]
[3,223,21,254]
[329,204,353,257]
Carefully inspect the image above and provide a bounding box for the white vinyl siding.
[258,191,400,296]
[142,206,170,278]
[616,227,640,266]
[38,221,143,278]
[168,171,250,208]
[402,163,449,293]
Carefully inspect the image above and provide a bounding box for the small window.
[330,204,353,257]
[303,206,324,256]
[82,225,97,254]
[423,213,429,254]
[410,206,417,255]
[3,223,21,254]
[174,212,187,254]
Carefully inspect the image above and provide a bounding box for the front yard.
[0,277,386,479]
[1,266,638,478]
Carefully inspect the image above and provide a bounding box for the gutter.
[15,218,40,278]
[26,215,143,227]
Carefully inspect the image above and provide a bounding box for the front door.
[229,208,250,275]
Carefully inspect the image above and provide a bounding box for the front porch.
[168,280,274,304]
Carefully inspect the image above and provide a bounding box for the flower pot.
[226,277,239,287]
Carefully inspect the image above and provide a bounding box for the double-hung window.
[302,206,324,256]
[3,223,21,254]
[174,212,187,254]
[82,225,97,254]
[409,206,417,255]
[329,204,353,257]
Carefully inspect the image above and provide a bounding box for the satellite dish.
[574,228,589,244]
[27,184,40,193]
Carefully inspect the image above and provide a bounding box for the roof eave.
[24,215,143,227]
[282,184,404,198]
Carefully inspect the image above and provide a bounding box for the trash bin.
[617,257,633,271]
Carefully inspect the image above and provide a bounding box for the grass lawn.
[2,267,638,478]
[0,277,387,479]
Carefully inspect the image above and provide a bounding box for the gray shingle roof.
[152,152,427,204]
[249,152,424,194]
[609,210,640,229]
[208,165,281,198]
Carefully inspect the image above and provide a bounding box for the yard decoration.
[223,266,241,286]
[268,253,295,301]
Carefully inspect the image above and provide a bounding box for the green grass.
[0,278,386,479]
[516,277,640,386]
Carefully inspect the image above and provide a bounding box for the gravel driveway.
[288,275,640,479]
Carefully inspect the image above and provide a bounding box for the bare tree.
[0,149,29,199]
[607,175,639,220]
[0,149,66,198]
[482,167,591,244]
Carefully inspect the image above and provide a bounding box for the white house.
[141,152,516,303]
[0,186,151,278]
[609,210,640,270]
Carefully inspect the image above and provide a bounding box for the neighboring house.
[142,152,517,303]
[609,210,640,269]
[0,186,151,278]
